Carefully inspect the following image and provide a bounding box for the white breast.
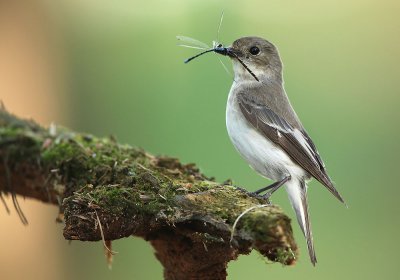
[225,82,306,181]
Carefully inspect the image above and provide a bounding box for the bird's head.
[215,36,283,82]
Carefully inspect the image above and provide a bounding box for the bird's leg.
[233,175,291,202]
[253,175,291,197]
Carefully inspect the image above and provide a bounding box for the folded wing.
[237,94,345,203]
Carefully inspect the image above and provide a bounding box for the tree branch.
[0,108,298,279]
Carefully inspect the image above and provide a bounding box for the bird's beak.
[214,47,242,58]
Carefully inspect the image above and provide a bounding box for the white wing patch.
[292,129,319,166]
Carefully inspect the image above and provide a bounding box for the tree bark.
[0,108,298,279]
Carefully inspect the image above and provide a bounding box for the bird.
[184,36,345,265]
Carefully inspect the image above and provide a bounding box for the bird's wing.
[237,93,345,203]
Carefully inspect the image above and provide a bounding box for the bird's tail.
[285,179,317,265]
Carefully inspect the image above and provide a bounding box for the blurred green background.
[1,0,400,279]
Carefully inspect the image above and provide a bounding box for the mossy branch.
[0,108,298,280]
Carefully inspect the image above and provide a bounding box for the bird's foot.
[247,175,292,204]
[234,186,272,204]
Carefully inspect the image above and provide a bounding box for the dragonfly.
[176,35,232,76]
[176,12,233,77]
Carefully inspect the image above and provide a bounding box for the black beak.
[214,46,228,56]
[184,46,243,63]
[214,47,241,58]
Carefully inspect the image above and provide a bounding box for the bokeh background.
[1,0,399,279]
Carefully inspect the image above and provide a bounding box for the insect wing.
[176,35,209,50]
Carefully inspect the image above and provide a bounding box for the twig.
[2,155,28,225]
[94,209,118,255]
[0,192,10,214]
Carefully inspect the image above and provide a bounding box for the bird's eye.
[249,46,260,55]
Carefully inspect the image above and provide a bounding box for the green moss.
[41,140,83,166]
[240,211,276,242]
[274,247,296,264]
[72,183,177,218]
[0,127,42,163]
[172,187,289,245]
[75,185,141,216]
